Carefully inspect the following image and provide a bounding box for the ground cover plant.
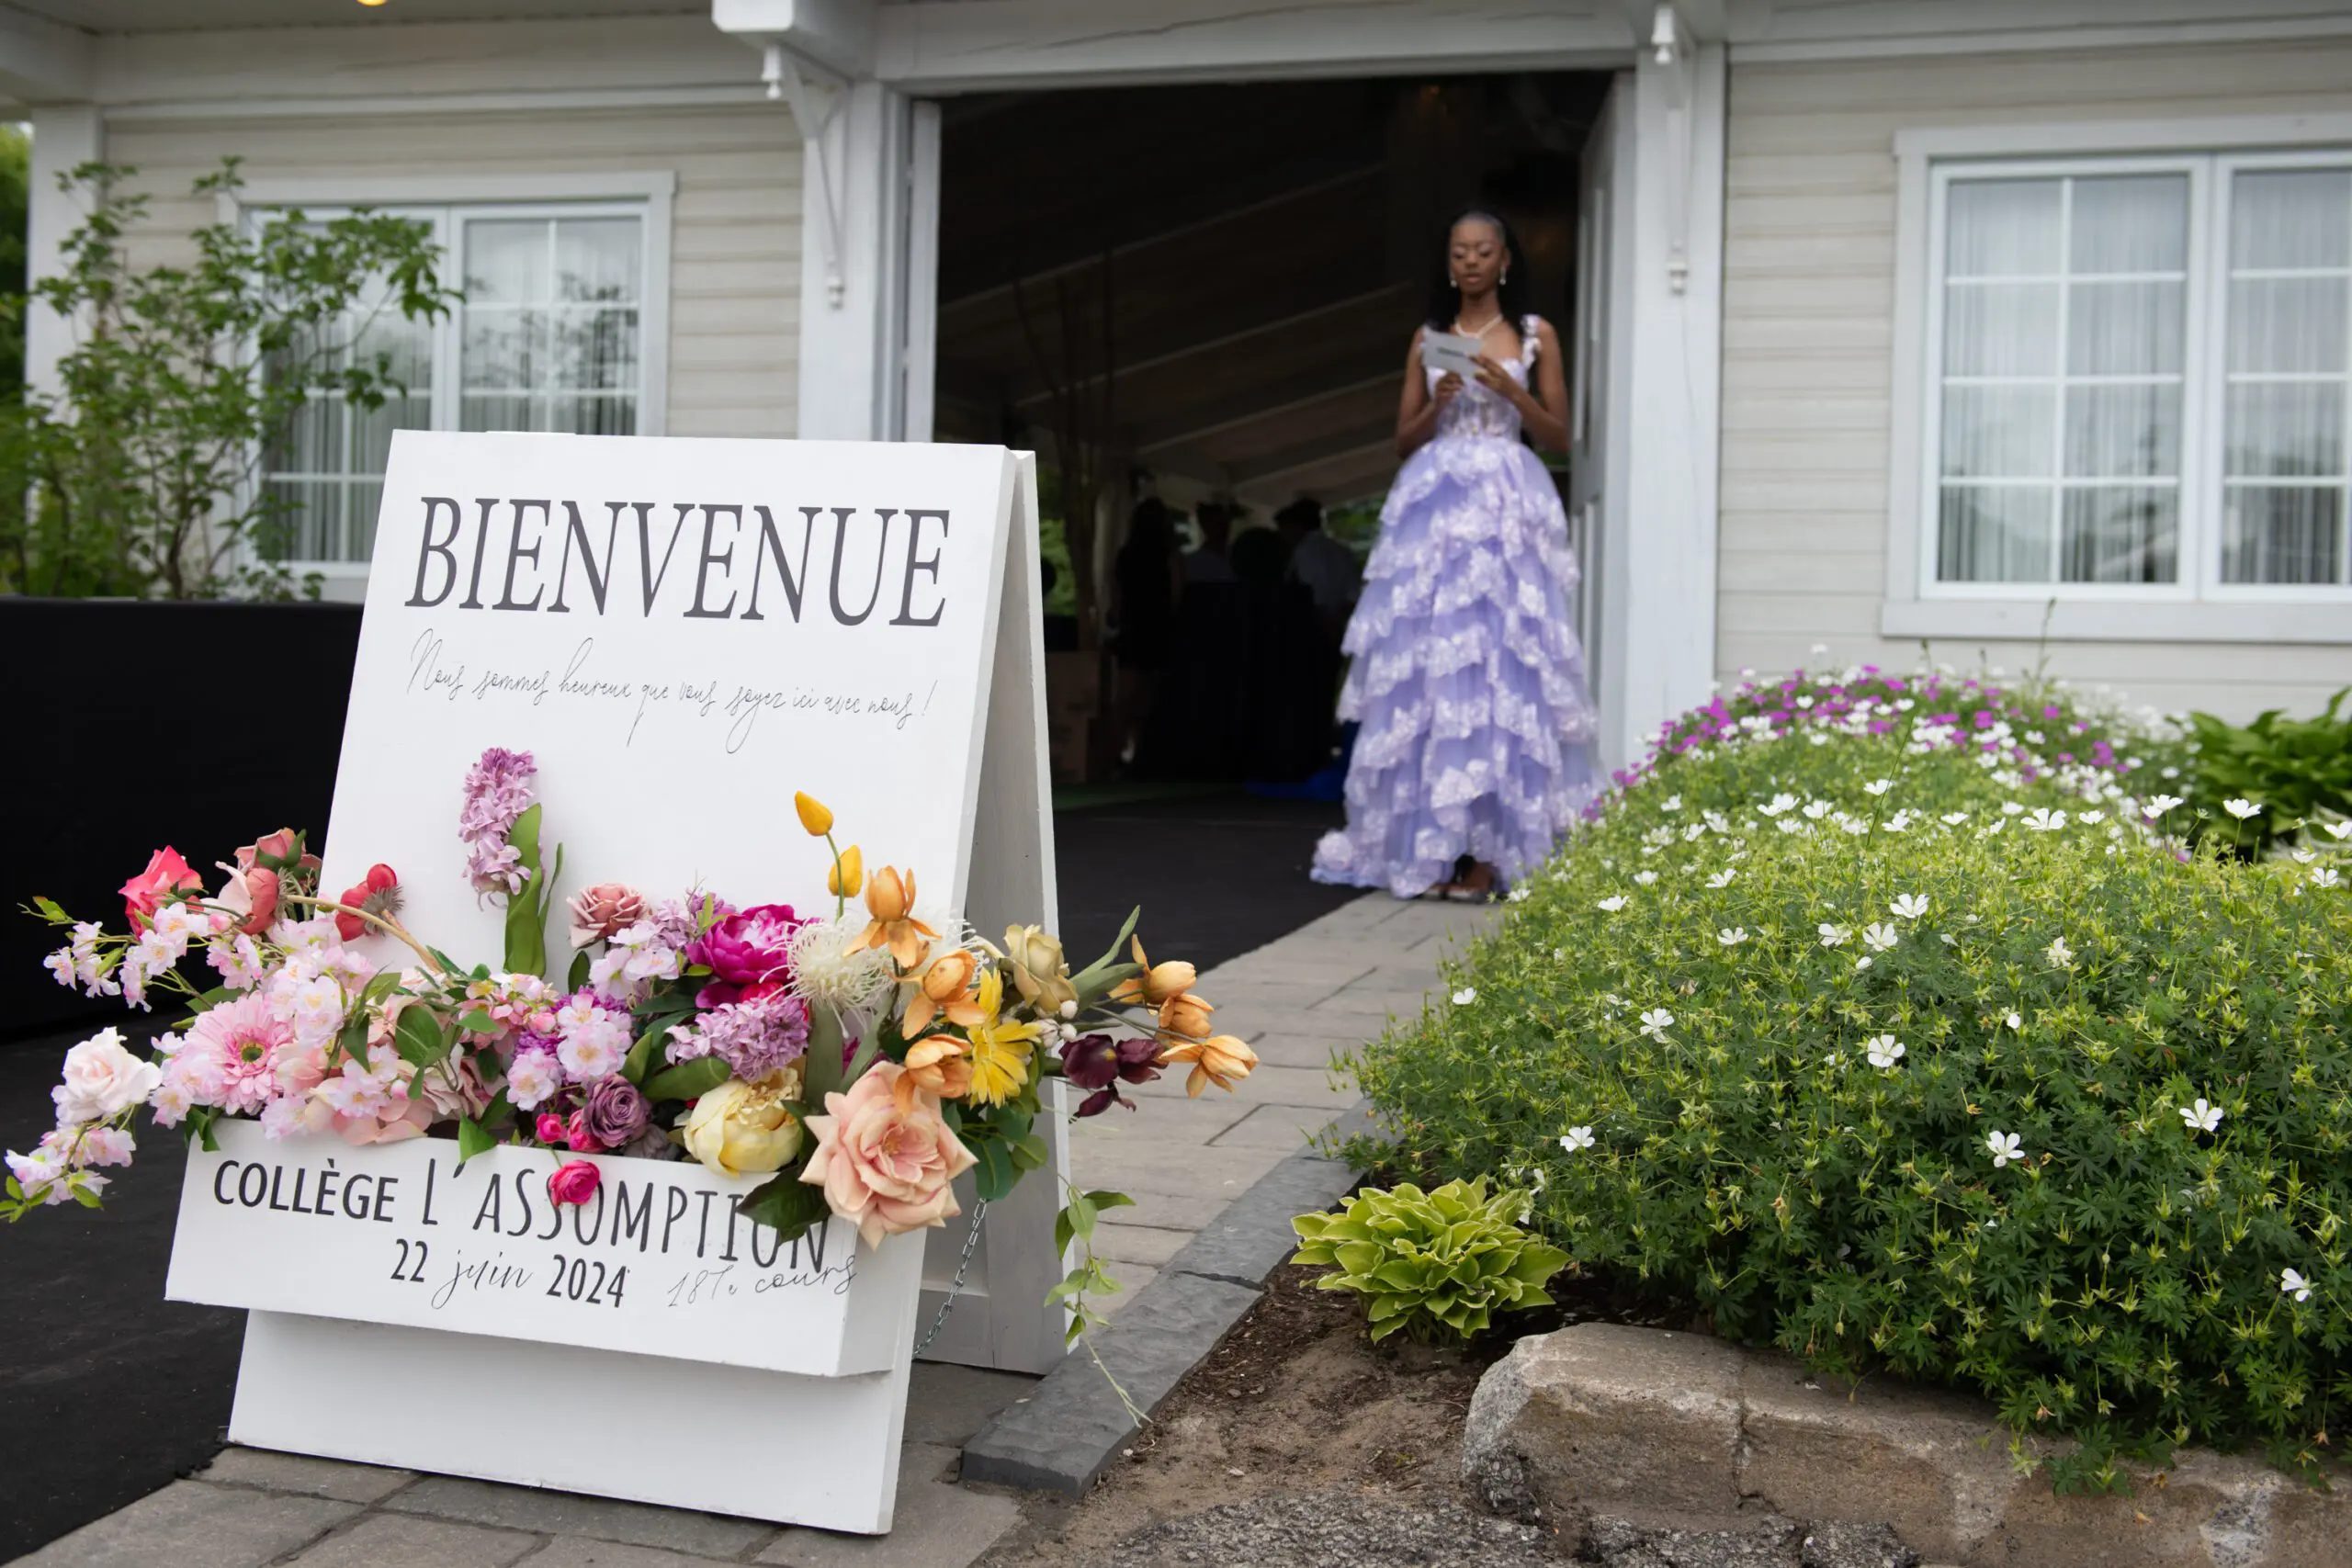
[2166,691,2352,859]
[1349,666,2352,1489]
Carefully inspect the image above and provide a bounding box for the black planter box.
[1,599,362,1043]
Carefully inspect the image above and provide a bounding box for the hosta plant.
[1291,1176,1568,1344]
[1350,666,2352,1489]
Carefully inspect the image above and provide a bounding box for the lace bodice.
[1427,315,1541,444]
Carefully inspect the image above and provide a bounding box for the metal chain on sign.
[911,1199,988,1357]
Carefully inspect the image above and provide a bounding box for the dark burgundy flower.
[582,1075,650,1150]
[686,903,806,1006]
[1059,1032,1161,1117]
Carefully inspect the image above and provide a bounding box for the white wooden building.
[16,0,2352,769]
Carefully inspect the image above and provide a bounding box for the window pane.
[2067,280,2184,375]
[555,218,640,304]
[266,395,345,479]
[353,391,432,478]
[2232,169,2352,270]
[1944,283,2059,376]
[2226,277,2347,374]
[463,310,543,391]
[266,478,343,563]
[548,396,639,436]
[465,220,547,304]
[1939,486,2052,581]
[2066,384,2179,478]
[1942,385,2056,478]
[349,480,384,561]
[2070,175,2188,274]
[549,307,640,391]
[2222,486,2345,583]
[2225,382,2346,477]
[2061,488,2177,582]
[462,393,537,433]
[1947,179,2063,277]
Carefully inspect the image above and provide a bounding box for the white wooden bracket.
[763,41,850,310]
[1646,2,1696,295]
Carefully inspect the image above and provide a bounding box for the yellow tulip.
[794,791,833,837]
[827,844,865,898]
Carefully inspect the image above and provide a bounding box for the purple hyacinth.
[662,991,810,1082]
[459,748,536,898]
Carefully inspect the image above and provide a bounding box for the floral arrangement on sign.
[6,747,1255,1337]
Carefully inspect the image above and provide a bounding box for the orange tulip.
[827,844,865,898]
[1111,937,1198,1009]
[794,792,833,836]
[1157,991,1216,1044]
[902,948,984,1035]
[1157,1033,1257,1096]
[902,1033,975,1100]
[845,865,937,970]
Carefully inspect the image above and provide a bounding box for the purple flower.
[1059,1032,1161,1117]
[458,747,536,898]
[581,1075,650,1149]
[663,991,810,1081]
[688,903,805,1006]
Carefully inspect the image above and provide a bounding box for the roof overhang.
[0,8,93,107]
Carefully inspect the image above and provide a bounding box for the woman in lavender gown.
[1311,210,1599,899]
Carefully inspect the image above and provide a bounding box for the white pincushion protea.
[786,915,896,1014]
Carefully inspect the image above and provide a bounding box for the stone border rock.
[1463,1323,2346,1568]
[960,1110,1371,1496]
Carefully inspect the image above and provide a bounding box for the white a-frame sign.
[163,432,1068,1532]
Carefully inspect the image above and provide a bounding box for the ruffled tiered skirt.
[1311,434,1598,897]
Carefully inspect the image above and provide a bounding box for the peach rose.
[799,1061,977,1248]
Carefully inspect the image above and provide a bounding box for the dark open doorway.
[935,72,1611,789]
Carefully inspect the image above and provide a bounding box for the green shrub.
[2173,692,2352,858]
[1291,1177,1568,1344]
[1350,669,2352,1486]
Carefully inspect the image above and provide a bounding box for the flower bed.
[1350,666,2352,1487]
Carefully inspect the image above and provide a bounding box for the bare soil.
[976,1264,1684,1567]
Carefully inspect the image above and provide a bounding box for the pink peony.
[120,848,202,931]
[183,994,296,1116]
[799,1061,977,1249]
[687,903,806,1006]
[548,1159,602,1206]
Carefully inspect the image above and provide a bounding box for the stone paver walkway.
[7,894,1495,1568]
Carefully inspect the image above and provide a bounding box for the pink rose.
[799,1061,978,1249]
[536,1112,570,1146]
[120,847,202,931]
[567,882,648,950]
[687,903,805,1007]
[548,1159,602,1206]
[213,861,281,935]
[52,1028,164,1123]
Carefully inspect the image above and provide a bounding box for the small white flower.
[2142,795,2185,818]
[1707,869,1736,889]
[1452,987,1477,1007]
[1638,1008,1675,1040]
[2078,810,2106,826]
[1890,893,1928,921]
[1841,818,1870,837]
[2046,937,2075,968]
[1802,800,1832,820]
[2000,801,2026,817]
[1863,779,1894,797]
[1661,794,1683,812]
[1759,793,1798,818]
[2006,1011,2024,1032]
[1940,811,1970,826]
[1718,927,1749,947]
[2292,848,2317,864]
[2180,1098,2223,1134]
[1597,896,1629,912]
[1985,1131,2025,1169]
[2161,765,2180,779]
[2283,1268,2313,1303]
[2024,807,2068,832]
[2312,868,2343,890]
[1866,1034,1905,1070]
[1818,923,1850,948]
[1861,922,1899,953]
[1559,1126,1597,1153]
[1634,871,1658,886]
[1854,955,1874,971]
[2223,797,2262,820]
[1507,886,1532,902]
[2324,821,2352,841]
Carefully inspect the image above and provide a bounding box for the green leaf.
[800,1008,847,1104]
[455,1117,496,1168]
[642,1056,731,1103]
[1010,1133,1050,1170]
[503,802,547,979]
[185,986,235,1016]
[736,1167,829,1242]
[621,1026,664,1087]
[568,949,592,992]
[1083,1190,1135,1214]
[1065,1190,1098,1243]
[393,1005,445,1067]
[458,1009,497,1035]
[332,1005,370,1069]
[973,1136,1017,1202]
[30,896,70,923]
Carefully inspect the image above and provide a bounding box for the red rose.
[548,1160,602,1207]
[120,848,202,931]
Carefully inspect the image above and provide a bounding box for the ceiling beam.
[1229,431,1399,489]
[1133,371,1397,457]
[0,8,92,107]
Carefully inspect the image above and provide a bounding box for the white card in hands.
[1421,332,1485,380]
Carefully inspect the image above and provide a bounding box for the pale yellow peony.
[680,1067,805,1177]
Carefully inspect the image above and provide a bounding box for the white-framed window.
[1888,120,2352,644]
[234,175,673,585]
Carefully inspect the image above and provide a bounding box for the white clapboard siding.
[107,102,802,440]
[1721,38,2352,719]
